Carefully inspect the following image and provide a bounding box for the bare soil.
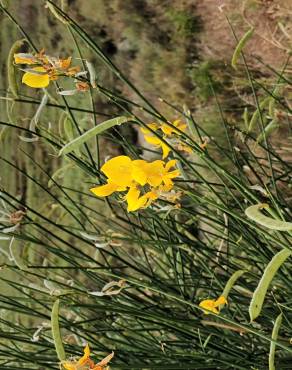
[197,0,291,69]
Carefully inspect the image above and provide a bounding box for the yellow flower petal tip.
[199,296,227,315]
[82,343,90,360]
[22,66,50,88]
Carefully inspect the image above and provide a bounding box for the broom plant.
[0,1,291,369]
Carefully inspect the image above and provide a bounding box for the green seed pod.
[269,313,283,370]
[231,28,254,70]
[248,97,270,133]
[7,39,26,98]
[51,299,66,361]
[249,249,291,321]
[245,203,292,231]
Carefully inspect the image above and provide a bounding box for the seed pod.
[269,313,283,370]
[231,28,254,70]
[7,39,26,98]
[245,203,292,231]
[249,249,291,321]
[51,299,66,361]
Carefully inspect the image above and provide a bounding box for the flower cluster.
[141,119,192,158]
[199,296,227,315]
[90,155,180,212]
[62,344,114,370]
[14,50,87,90]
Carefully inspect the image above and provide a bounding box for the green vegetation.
[0,1,292,370]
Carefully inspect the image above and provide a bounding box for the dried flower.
[14,51,79,88]
[62,344,114,370]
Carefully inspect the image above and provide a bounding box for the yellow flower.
[141,123,170,159]
[62,344,114,370]
[124,186,147,212]
[124,186,159,212]
[90,156,151,197]
[140,120,187,159]
[22,66,50,88]
[161,119,187,136]
[146,159,180,188]
[90,156,138,199]
[131,160,149,186]
[90,156,180,212]
[199,296,227,314]
[144,135,171,159]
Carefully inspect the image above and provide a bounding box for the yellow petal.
[173,119,187,132]
[61,362,75,370]
[199,299,219,314]
[77,343,91,365]
[161,142,171,159]
[162,178,174,188]
[144,191,158,208]
[140,123,159,134]
[161,120,186,136]
[161,123,173,136]
[166,169,180,180]
[125,187,147,212]
[165,160,177,171]
[159,184,173,192]
[215,296,227,306]
[146,161,164,187]
[101,156,133,187]
[132,160,149,185]
[90,183,118,197]
[144,135,162,146]
[22,67,50,88]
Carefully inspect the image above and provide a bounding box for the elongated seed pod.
[248,97,270,133]
[231,28,254,70]
[59,116,131,156]
[245,204,292,231]
[249,249,291,321]
[51,299,66,361]
[269,313,283,370]
[222,270,245,300]
[7,39,26,98]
